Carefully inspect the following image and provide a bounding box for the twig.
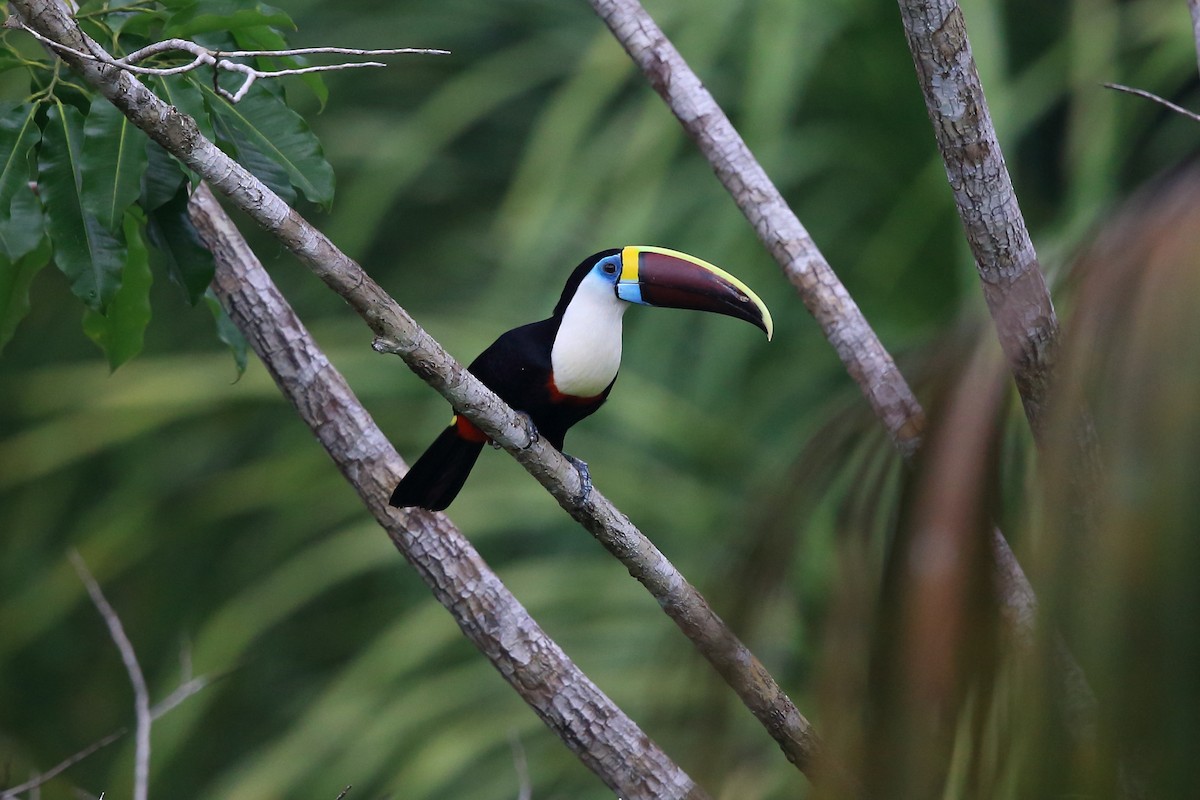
[6,19,448,103]
[0,729,126,799]
[68,551,150,800]
[334,786,352,800]
[510,731,532,800]
[1103,82,1200,124]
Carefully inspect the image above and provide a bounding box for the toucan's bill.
[615,245,773,340]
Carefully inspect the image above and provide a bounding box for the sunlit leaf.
[0,235,51,353]
[82,213,151,370]
[199,79,334,206]
[204,286,247,376]
[81,96,150,233]
[147,184,215,305]
[38,102,126,311]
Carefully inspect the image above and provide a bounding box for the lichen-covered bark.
[589,0,926,460]
[895,0,1060,439]
[190,184,705,800]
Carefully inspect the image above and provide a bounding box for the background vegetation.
[1,0,1197,797]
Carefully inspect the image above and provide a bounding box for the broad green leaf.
[147,185,215,305]
[0,235,51,353]
[204,287,247,377]
[141,140,186,212]
[81,97,150,232]
[199,79,334,206]
[0,104,40,218]
[82,213,151,370]
[0,178,46,261]
[165,1,294,37]
[233,25,328,108]
[39,102,126,311]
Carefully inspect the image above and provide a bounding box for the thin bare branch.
[334,786,352,800]
[1103,82,1200,124]
[4,18,447,102]
[68,551,150,800]
[0,729,126,799]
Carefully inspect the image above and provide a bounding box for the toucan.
[389,245,773,511]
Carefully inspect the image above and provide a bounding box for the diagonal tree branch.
[189,182,707,800]
[10,0,823,777]
[894,0,1060,441]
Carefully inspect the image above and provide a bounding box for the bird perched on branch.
[390,246,773,511]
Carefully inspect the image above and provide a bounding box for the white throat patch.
[550,271,628,398]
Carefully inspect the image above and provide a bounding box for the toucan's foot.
[516,412,539,449]
[563,454,592,503]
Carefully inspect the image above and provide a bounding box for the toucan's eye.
[601,260,618,275]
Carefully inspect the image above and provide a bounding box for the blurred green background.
[2,0,1198,797]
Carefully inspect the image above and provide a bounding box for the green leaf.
[204,287,247,377]
[0,178,47,261]
[0,235,51,354]
[165,1,294,37]
[141,140,186,212]
[147,185,215,305]
[82,213,152,370]
[0,104,40,219]
[39,102,126,311]
[0,103,44,261]
[199,79,334,206]
[81,97,150,232]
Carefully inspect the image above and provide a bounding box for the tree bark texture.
[9,0,821,778]
[894,0,1059,440]
[190,183,707,800]
[588,0,927,460]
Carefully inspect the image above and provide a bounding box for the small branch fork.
[4,16,448,102]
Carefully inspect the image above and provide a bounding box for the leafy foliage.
[0,0,330,362]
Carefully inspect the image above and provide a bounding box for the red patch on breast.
[454,414,489,443]
[547,375,602,405]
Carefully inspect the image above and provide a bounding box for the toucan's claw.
[563,454,592,503]
[516,412,539,449]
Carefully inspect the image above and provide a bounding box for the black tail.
[390,426,485,511]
